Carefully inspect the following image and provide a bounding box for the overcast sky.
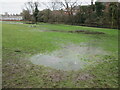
[0,0,119,14]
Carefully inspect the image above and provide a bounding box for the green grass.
[2,21,118,88]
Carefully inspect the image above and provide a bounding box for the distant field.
[2,21,118,88]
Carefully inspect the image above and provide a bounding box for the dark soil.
[14,50,21,52]
[49,30,105,34]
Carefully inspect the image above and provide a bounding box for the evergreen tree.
[33,2,39,23]
[95,2,105,17]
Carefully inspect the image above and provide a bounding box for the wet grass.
[2,21,118,88]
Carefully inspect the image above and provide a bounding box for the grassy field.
[2,21,118,88]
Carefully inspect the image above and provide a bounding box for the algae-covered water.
[30,43,108,71]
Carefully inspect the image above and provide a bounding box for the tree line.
[21,1,120,29]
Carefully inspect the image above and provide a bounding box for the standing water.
[29,43,108,71]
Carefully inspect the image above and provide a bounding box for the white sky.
[0,0,119,14]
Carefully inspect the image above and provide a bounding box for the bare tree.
[41,0,61,10]
[24,1,34,14]
[58,0,79,16]
[54,0,79,24]
[24,1,40,14]
[23,1,40,23]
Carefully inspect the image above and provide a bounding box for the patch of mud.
[47,71,67,82]
[42,30,105,34]
[75,73,94,81]
[69,30,105,34]
[30,43,108,71]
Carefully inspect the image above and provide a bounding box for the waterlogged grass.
[2,21,118,88]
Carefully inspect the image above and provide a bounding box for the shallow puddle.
[30,43,108,71]
[4,21,23,24]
